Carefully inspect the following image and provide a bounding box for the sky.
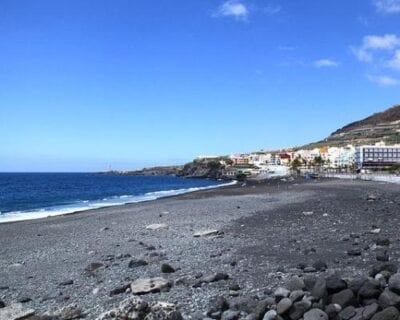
[1,0,400,172]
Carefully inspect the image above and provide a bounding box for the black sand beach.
[1,178,400,319]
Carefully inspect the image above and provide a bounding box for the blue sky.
[1,0,400,172]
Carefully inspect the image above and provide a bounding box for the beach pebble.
[312,260,328,271]
[128,259,148,268]
[130,277,172,295]
[85,262,104,273]
[59,279,74,286]
[161,263,176,273]
[193,229,223,237]
[146,223,167,230]
[347,249,362,256]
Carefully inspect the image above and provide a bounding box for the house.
[355,143,400,169]
[230,154,250,166]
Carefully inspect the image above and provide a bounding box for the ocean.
[0,173,234,223]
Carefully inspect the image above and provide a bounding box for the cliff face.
[176,161,225,179]
[117,161,227,179]
[303,105,400,148]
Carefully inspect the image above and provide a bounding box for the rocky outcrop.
[96,296,182,320]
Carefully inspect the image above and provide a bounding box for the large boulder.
[370,307,399,320]
[312,277,327,300]
[326,275,347,294]
[303,309,328,320]
[378,289,400,309]
[97,296,182,320]
[388,274,400,294]
[330,289,356,308]
[289,300,312,320]
[358,279,381,300]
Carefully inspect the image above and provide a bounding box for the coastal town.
[196,141,400,180]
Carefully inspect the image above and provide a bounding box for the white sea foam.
[0,180,237,223]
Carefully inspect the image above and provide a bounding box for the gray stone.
[161,263,175,273]
[312,277,327,300]
[303,309,328,320]
[312,260,328,272]
[254,299,273,320]
[378,289,400,309]
[85,262,104,272]
[370,264,398,278]
[0,301,4,309]
[207,296,229,315]
[326,275,347,294]
[349,276,368,294]
[289,290,306,302]
[130,277,172,295]
[263,310,277,320]
[347,249,362,256]
[370,307,399,320]
[193,230,223,237]
[221,310,240,320]
[330,289,356,308]
[388,273,400,294]
[358,279,381,300]
[304,275,317,291]
[361,303,379,320]
[128,259,148,268]
[246,314,257,320]
[146,223,167,230]
[0,303,35,320]
[289,300,312,320]
[338,306,356,320]
[324,304,341,319]
[287,276,305,291]
[274,287,290,299]
[277,298,292,315]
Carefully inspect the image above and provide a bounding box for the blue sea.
[0,173,234,223]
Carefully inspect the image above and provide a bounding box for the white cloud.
[388,50,400,69]
[217,1,248,19]
[367,74,400,86]
[363,34,400,50]
[354,34,400,87]
[352,34,400,63]
[373,0,400,13]
[313,59,339,68]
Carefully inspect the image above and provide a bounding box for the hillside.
[301,105,400,149]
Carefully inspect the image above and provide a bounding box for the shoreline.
[1,178,400,319]
[0,179,238,225]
